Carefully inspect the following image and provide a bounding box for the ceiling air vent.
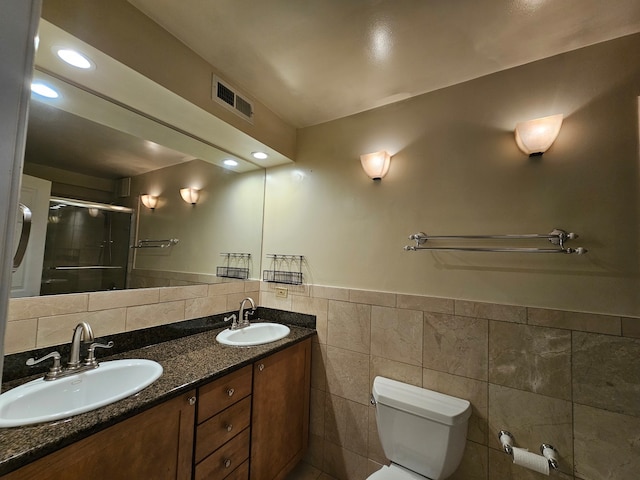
[212,75,254,123]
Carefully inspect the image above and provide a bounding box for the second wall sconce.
[514,114,563,156]
[180,187,200,205]
[140,194,158,210]
[360,150,392,180]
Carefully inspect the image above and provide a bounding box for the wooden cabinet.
[250,338,311,480]
[195,365,252,480]
[1,390,196,480]
[1,337,312,480]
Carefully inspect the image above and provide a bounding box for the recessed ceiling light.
[31,82,59,99]
[223,159,239,167]
[56,48,93,69]
[251,151,268,160]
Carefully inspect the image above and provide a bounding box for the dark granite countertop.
[0,319,315,476]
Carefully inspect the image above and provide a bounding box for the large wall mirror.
[11,19,283,298]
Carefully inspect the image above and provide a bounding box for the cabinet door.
[250,339,311,480]
[1,390,196,480]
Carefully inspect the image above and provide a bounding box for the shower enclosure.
[40,197,133,295]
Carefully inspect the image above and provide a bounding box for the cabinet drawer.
[195,396,251,463]
[195,428,250,480]
[198,365,252,423]
[225,460,249,480]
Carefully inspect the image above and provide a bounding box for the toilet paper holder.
[498,430,559,470]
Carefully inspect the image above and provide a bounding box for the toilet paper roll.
[512,447,550,475]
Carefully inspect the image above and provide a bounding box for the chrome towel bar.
[404,228,587,254]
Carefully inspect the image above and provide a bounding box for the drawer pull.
[226,388,235,397]
[223,458,232,468]
[225,423,233,432]
[188,396,196,406]
[258,363,264,372]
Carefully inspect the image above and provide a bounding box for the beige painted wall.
[130,159,265,278]
[263,33,640,317]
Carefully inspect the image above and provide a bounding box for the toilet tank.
[372,377,471,480]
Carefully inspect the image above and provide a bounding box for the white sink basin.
[0,359,163,428]
[216,322,290,346]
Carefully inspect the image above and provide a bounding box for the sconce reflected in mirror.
[180,187,200,205]
[360,150,392,180]
[514,114,563,156]
[140,194,158,210]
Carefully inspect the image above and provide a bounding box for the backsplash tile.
[324,393,369,457]
[325,345,370,405]
[527,307,621,335]
[36,308,127,348]
[422,368,488,445]
[125,300,185,331]
[455,300,526,324]
[489,322,571,400]
[8,294,88,321]
[369,356,422,388]
[370,306,423,366]
[423,312,488,381]
[574,404,640,480]
[88,288,159,311]
[348,289,395,308]
[396,294,454,314]
[327,300,371,355]
[622,316,640,338]
[488,385,573,475]
[572,332,640,417]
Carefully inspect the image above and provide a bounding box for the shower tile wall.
[260,284,640,480]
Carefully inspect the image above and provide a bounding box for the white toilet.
[367,376,472,480]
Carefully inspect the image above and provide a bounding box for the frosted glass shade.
[140,194,158,210]
[514,114,563,156]
[180,187,200,205]
[360,151,391,180]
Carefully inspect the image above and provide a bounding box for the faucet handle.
[224,314,237,323]
[83,341,114,367]
[26,351,63,380]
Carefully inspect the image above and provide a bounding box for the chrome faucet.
[26,322,113,380]
[68,322,95,369]
[238,297,256,328]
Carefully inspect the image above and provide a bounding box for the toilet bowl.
[367,377,472,480]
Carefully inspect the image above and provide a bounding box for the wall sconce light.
[514,114,563,156]
[180,187,200,205]
[360,150,392,180]
[140,194,158,210]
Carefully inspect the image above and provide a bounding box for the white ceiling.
[128,0,640,128]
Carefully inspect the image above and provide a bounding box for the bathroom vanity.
[0,322,314,480]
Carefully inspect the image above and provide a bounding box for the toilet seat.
[367,464,427,480]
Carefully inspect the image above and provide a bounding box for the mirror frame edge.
[0,0,42,390]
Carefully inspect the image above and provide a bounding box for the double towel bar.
[404,228,587,255]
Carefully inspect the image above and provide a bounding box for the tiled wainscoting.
[260,284,640,480]
[5,282,640,480]
[5,280,259,354]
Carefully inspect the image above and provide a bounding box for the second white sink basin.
[0,359,163,428]
[216,322,290,346]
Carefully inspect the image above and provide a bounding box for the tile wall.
[5,281,639,480]
[4,280,259,354]
[259,283,640,480]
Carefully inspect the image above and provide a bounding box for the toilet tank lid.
[372,376,471,426]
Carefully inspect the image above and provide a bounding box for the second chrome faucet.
[224,297,256,330]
